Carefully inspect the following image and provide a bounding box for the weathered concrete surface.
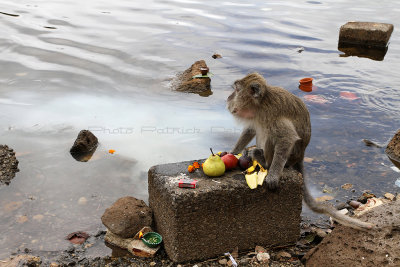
[385,129,400,168]
[173,60,212,96]
[101,196,153,238]
[304,198,400,267]
[339,22,394,47]
[148,160,303,262]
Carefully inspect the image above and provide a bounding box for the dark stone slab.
[304,199,400,266]
[148,160,303,262]
[385,129,400,168]
[339,22,394,48]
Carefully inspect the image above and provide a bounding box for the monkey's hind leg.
[266,120,300,190]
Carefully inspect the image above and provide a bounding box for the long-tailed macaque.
[227,73,373,231]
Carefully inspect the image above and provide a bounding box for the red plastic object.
[299,77,313,85]
[179,179,197,189]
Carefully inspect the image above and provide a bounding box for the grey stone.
[148,160,303,262]
[339,22,394,47]
[101,196,152,238]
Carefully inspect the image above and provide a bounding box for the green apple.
[203,148,225,177]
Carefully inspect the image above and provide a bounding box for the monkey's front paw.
[266,176,279,190]
[249,148,264,162]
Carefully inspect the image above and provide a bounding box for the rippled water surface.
[1,0,400,258]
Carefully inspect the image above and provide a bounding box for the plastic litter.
[224,252,238,267]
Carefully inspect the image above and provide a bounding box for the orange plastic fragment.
[188,165,195,173]
[201,163,204,168]
[108,149,116,154]
[193,162,200,169]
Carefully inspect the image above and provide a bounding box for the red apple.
[221,153,239,170]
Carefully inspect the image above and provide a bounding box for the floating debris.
[212,53,222,59]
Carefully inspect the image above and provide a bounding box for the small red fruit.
[221,153,239,170]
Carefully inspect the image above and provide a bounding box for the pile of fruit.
[188,148,268,189]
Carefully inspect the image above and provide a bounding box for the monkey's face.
[227,73,266,120]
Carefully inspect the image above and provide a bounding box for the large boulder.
[304,198,400,266]
[101,196,153,238]
[173,60,212,96]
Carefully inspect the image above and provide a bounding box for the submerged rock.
[101,196,152,238]
[0,145,19,186]
[173,60,212,96]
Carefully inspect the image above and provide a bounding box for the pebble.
[349,200,361,209]
[276,251,291,261]
[255,245,266,253]
[384,192,395,201]
[256,252,270,262]
[314,228,327,239]
[78,197,88,205]
[338,208,349,215]
[335,202,347,210]
[218,259,227,265]
[240,258,250,264]
[150,262,156,266]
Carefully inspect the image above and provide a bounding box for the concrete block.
[339,22,394,47]
[148,160,303,262]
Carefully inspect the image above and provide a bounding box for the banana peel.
[246,160,265,174]
[257,170,267,185]
[245,172,258,189]
[245,160,268,189]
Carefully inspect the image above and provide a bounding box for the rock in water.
[70,130,98,162]
[339,22,394,47]
[101,196,152,238]
[385,129,400,169]
[0,145,19,186]
[173,60,212,96]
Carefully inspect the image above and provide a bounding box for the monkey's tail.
[298,163,375,231]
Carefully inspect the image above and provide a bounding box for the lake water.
[1,0,400,258]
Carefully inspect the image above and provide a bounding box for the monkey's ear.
[250,83,261,98]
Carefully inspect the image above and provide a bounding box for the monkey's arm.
[231,127,256,154]
[266,119,300,190]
